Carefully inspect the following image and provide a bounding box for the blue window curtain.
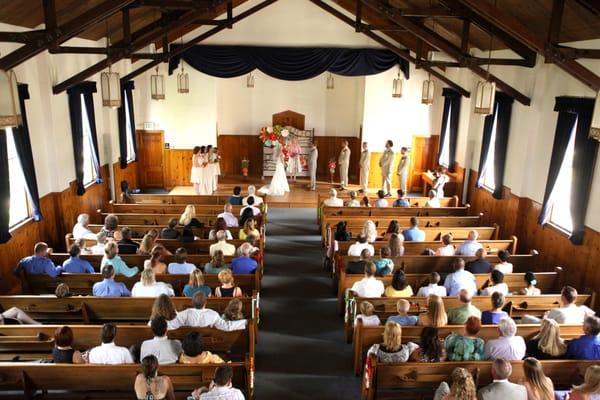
[12,84,42,221]
[0,129,10,243]
[438,88,462,172]
[117,80,137,169]
[67,81,102,195]
[538,97,597,245]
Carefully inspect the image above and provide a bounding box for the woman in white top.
[494,250,514,274]
[519,272,541,295]
[190,146,202,195]
[199,146,213,195]
[286,137,302,183]
[480,269,509,296]
[425,190,441,208]
[362,220,378,244]
[432,166,449,198]
[355,300,381,327]
[132,267,175,297]
[73,213,97,239]
[435,234,455,256]
[205,145,217,194]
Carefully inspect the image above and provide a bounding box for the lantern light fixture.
[151,65,165,100]
[0,68,21,128]
[392,70,403,98]
[326,73,334,90]
[246,72,255,88]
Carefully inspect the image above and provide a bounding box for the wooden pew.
[86,224,265,241]
[108,200,267,215]
[320,204,470,223]
[0,295,258,323]
[318,194,460,208]
[361,358,593,400]
[352,319,585,375]
[131,193,260,205]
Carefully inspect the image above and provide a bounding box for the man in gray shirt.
[140,317,182,364]
[477,358,527,400]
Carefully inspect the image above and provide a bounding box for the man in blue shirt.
[62,244,95,273]
[444,258,477,296]
[402,217,426,242]
[14,242,62,277]
[231,243,258,274]
[566,316,600,360]
[93,265,130,297]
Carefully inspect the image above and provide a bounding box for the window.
[80,94,97,185]
[547,118,577,233]
[6,128,32,227]
[124,93,135,162]
[438,103,451,167]
[479,106,499,191]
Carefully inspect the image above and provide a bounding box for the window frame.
[124,92,135,163]
[80,94,97,185]
[479,105,499,193]
[438,102,451,168]
[6,127,33,229]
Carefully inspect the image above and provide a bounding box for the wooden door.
[136,130,165,188]
[409,135,439,192]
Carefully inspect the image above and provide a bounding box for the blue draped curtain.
[438,88,462,172]
[117,80,137,169]
[168,45,409,80]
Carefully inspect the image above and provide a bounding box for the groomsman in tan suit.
[338,140,351,190]
[359,142,370,193]
[379,140,394,197]
[397,147,410,193]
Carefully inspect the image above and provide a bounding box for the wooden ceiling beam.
[460,19,469,54]
[547,0,564,46]
[0,30,47,43]
[308,0,470,97]
[361,0,530,105]
[388,6,463,18]
[133,0,216,8]
[556,46,600,59]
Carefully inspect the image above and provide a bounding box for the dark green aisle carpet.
[253,208,361,400]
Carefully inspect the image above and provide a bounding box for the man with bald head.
[323,188,343,207]
[456,230,483,256]
[477,358,527,400]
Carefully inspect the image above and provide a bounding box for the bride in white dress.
[259,141,290,196]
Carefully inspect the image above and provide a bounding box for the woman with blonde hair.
[569,365,600,400]
[526,318,567,359]
[434,367,477,400]
[520,357,554,400]
[355,301,381,327]
[132,267,175,297]
[366,321,418,363]
[239,218,260,241]
[214,269,242,297]
[389,233,405,257]
[101,241,139,277]
[417,294,448,328]
[362,220,378,243]
[183,269,211,298]
[149,294,179,329]
[138,234,155,256]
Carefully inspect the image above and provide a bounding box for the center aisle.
[254,208,360,399]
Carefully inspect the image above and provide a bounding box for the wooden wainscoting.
[467,170,600,298]
[217,135,264,179]
[112,161,139,192]
[164,149,193,190]
[313,136,360,184]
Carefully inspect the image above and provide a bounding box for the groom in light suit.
[379,140,395,197]
[308,142,318,191]
[338,140,351,190]
[359,142,370,193]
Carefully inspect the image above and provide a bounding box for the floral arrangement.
[241,159,249,177]
[328,159,337,174]
[259,125,290,147]
[281,146,290,162]
[299,155,307,169]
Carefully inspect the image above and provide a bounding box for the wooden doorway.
[409,135,439,193]
[136,130,165,189]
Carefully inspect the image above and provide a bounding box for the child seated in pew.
[53,326,84,364]
[179,331,225,364]
[373,247,394,276]
[167,247,197,275]
[355,301,381,327]
[387,299,418,326]
[183,269,212,298]
[416,272,447,297]
[214,298,247,332]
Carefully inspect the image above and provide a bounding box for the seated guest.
[445,316,485,361]
[362,220,378,243]
[520,357,555,400]
[410,327,447,362]
[348,233,374,257]
[444,259,477,296]
[208,218,233,241]
[239,218,259,241]
[465,248,492,274]
[494,250,513,274]
[425,189,441,208]
[228,186,243,206]
[15,242,62,278]
[55,283,71,298]
[481,292,509,324]
[417,294,448,327]
[93,265,130,297]
[144,245,167,274]
[568,365,600,400]
[402,217,425,242]
[242,185,263,206]
[134,355,175,400]
[416,272,447,297]
[73,213,96,239]
[0,307,39,324]
[101,214,121,240]
[355,301,381,327]
[374,247,394,276]
[345,191,360,207]
[214,298,248,331]
[231,243,258,274]
[433,367,477,400]
[176,292,220,328]
[385,269,414,297]
[215,269,243,297]
[346,248,371,274]
[149,294,179,330]
[179,204,203,228]
[323,188,343,207]
[519,271,541,295]
[141,317,182,365]
[393,189,410,207]
[480,270,508,296]
[53,326,84,364]
[101,241,139,277]
[545,286,595,324]
[62,244,94,273]
[447,289,482,325]
[204,250,229,274]
[88,323,133,364]
[90,230,108,255]
[210,230,236,257]
[484,317,526,360]
[190,365,245,400]
[179,331,225,364]
[160,218,180,239]
[456,230,482,256]
[478,358,527,400]
[239,207,255,229]
[167,247,196,275]
[361,195,371,207]
[435,234,455,256]
[132,267,175,297]
[526,318,567,360]
[383,220,400,241]
[183,269,211,298]
[566,315,600,360]
[218,203,239,228]
[334,221,351,242]
[240,196,261,217]
[117,227,139,255]
[367,321,419,363]
[388,233,404,257]
[387,299,418,326]
[421,248,435,256]
[138,233,155,256]
[374,190,388,207]
[350,262,385,298]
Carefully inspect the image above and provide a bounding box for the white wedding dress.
[259,143,290,196]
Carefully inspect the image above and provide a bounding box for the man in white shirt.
[88,323,133,364]
[90,230,107,255]
[484,317,526,361]
[443,259,477,296]
[218,203,239,227]
[416,272,447,297]
[192,365,245,400]
[140,317,183,365]
[348,234,374,257]
[350,262,384,297]
[323,188,343,207]
[477,358,527,400]
[374,190,388,208]
[345,191,361,207]
[175,292,221,328]
[210,230,236,256]
[240,196,261,217]
[242,185,263,206]
[73,213,97,239]
[424,190,440,208]
[545,286,595,324]
[456,230,483,256]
